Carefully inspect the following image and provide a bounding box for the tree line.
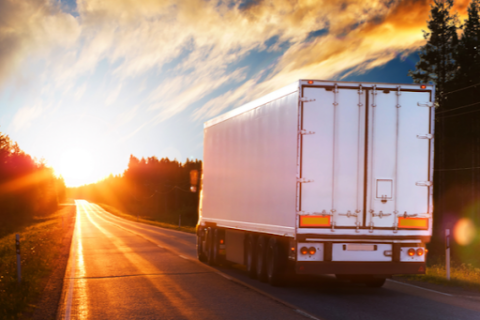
[68,155,202,226]
[409,0,480,257]
[0,132,66,236]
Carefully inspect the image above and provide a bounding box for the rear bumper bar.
[296,261,426,275]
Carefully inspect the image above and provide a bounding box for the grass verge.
[96,203,196,234]
[395,260,480,292]
[0,204,75,319]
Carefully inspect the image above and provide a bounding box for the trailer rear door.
[300,86,366,228]
[366,88,432,229]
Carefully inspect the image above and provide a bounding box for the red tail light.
[308,247,316,255]
[300,247,308,255]
[407,248,416,256]
[416,248,424,256]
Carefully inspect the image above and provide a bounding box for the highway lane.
[58,200,480,320]
[57,200,307,320]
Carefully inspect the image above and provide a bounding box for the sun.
[56,148,94,187]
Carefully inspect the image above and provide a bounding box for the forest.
[409,0,480,258]
[0,133,66,236]
[68,156,202,227]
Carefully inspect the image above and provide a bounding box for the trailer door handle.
[416,181,432,187]
[417,101,434,107]
[416,134,433,139]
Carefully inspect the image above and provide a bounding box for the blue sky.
[0,0,470,186]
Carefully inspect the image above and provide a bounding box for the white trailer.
[197,80,434,287]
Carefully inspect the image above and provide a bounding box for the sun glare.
[57,148,94,187]
[453,218,476,246]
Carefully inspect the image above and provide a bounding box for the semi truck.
[196,80,434,287]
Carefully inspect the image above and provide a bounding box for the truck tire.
[245,234,257,278]
[205,227,215,265]
[255,236,268,282]
[266,237,285,286]
[197,231,206,262]
[211,228,222,265]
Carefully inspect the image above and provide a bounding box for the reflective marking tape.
[299,215,331,228]
[398,217,428,229]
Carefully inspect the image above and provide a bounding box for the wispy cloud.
[0,0,471,132]
[12,103,44,132]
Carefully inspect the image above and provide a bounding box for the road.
[58,200,480,320]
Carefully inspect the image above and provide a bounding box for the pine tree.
[457,0,480,87]
[409,0,459,109]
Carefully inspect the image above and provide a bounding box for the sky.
[0,0,471,187]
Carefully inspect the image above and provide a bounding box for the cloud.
[0,0,80,87]
[1,0,471,133]
[12,103,44,132]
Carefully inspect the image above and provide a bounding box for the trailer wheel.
[205,227,215,265]
[197,230,206,262]
[255,236,268,282]
[245,234,257,278]
[266,237,285,286]
[365,278,386,288]
[211,228,222,265]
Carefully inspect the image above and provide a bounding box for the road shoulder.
[31,205,76,320]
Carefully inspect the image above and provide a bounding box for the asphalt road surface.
[58,200,480,320]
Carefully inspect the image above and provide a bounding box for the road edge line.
[388,279,453,296]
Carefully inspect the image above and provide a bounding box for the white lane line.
[388,279,453,296]
[64,209,78,320]
[296,309,321,320]
[179,255,190,260]
[218,272,233,281]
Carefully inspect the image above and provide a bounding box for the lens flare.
[453,218,476,246]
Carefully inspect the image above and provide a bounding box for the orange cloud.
[0,0,471,130]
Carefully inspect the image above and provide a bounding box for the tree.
[456,0,480,87]
[409,0,459,109]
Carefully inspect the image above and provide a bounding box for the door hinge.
[417,134,433,139]
[297,211,332,216]
[299,129,315,135]
[402,212,418,218]
[300,97,316,103]
[416,181,432,187]
[417,101,434,107]
[297,178,314,183]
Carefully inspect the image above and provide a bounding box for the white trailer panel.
[201,80,434,239]
[201,84,299,237]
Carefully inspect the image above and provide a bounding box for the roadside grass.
[96,203,196,234]
[396,260,480,292]
[0,205,75,319]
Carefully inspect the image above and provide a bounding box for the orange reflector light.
[291,247,295,251]
[408,248,416,256]
[398,217,428,229]
[299,215,331,228]
[420,85,426,89]
[300,247,308,255]
[416,248,424,256]
[308,247,316,255]
[220,239,224,244]
[308,80,314,84]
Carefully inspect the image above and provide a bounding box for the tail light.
[308,247,316,255]
[407,248,416,256]
[416,248,424,256]
[300,247,308,255]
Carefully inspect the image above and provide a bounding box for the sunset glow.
[57,148,94,187]
[0,0,470,186]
